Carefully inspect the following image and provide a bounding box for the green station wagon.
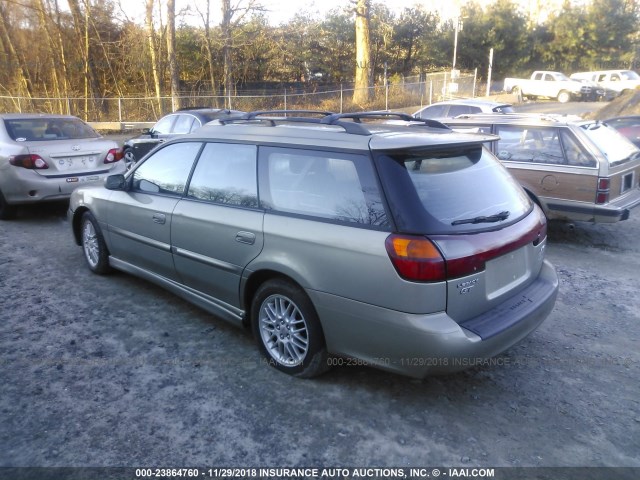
[444,114,640,223]
[69,111,558,378]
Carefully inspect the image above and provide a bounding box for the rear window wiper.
[452,210,510,226]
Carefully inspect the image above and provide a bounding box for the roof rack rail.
[216,110,450,136]
[245,110,336,119]
[176,107,231,112]
[322,111,449,131]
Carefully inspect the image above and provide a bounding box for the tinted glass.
[172,115,197,134]
[132,142,202,195]
[376,147,531,234]
[5,118,99,141]
[187,143,258,207]
[417,105,447,119]
[261,147,388,227]
[580,122,639,167]
[152,116,175,134]
[448,105,479,117]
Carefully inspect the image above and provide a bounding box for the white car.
[0,113,125,219]
[570,70,640,96]
[414,99,514,120]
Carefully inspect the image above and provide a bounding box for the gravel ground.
[0,201,639,476]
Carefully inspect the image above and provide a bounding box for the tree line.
[1,0,638,111]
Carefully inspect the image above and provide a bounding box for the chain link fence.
[0,71,481,124]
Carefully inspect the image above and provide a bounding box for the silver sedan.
[0,113,126,219]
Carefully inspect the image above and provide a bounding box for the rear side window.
[260,147,389,227]
[580,122,639,167]
[375,147,531,234]
[187,143,258,207]
[448,105,480,117]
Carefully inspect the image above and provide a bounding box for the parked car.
[413,99,514,120]
[570,70,640,97]
[444,114,640,223]
[0,113,125,220]
[69,111,558,379]
[504,71,594,103]
[123,108,244,167]
[604,116,640,147]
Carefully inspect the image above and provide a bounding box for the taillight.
[386,212,547,283]
[104,148,123,164]
[385,234,446,282]
[596,177,610,204]
[9,154,49,169]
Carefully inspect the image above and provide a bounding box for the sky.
[111,0,467,26]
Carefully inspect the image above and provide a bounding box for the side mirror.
[105,174,126,191]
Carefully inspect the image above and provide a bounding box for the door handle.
[235,231,256,245]
[152,213,166,224]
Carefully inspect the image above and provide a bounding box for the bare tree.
[166,0,181,110]
[353,0,372,106]
[221,0,263,106]
[193,0,219,106]
[0,2,34,102]
[145,0,163,114]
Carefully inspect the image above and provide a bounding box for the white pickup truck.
[504,71,593,103]
[570,70,640,96]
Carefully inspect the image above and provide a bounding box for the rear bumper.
[309,260,558,378]
[0,162,125,205]
[545,187,640,223]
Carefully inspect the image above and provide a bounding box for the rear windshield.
[375,146,532,234]
[4,118,99,141]
[580,122,639,167]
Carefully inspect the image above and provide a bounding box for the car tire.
[0,190,17,220]
[123,148,136,169]
[80,211,111,274]
[557,90,571,103]
[251,278,330,378]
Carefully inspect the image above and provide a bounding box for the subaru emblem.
[72,145,81,151]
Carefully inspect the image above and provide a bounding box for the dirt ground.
[0,195,639,475]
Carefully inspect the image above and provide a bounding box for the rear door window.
[495,126,566,164]
[187,143,258,207]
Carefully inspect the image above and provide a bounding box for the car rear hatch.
[26,137,117,177]
[375,143,549,325]
[5,117,119,177]
[580,122,640,206]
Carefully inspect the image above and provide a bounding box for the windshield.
[580,122,639,167]
[375,147,532,234]
[5,118,100,141]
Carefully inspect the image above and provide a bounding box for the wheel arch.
[241,269,312,328]
[523,188,548,218]
[71,206,91,245]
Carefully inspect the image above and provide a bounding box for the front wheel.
[123,148,137,169]
[81,211,111,274]
[557,90,571,103]
[251,279,329,378]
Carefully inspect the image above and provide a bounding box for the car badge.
[72,145,81,151]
